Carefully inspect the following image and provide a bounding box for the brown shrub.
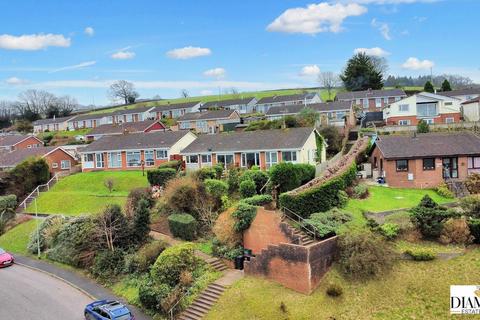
[465,173,480,194]
[125,187,153,218]
[163,177,201,215]
[439,218,473,245]
[213,207,241,247]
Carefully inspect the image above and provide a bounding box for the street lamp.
[34,197,40,259]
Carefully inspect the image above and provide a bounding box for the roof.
[374,132,480,159]
[112,106,154,115]
[0,135,41,147]
[336,89,406,100]
[87,120,166,136]
[181,127,315,154]
[201,97,255,108]
[437,87,480,98]
[69,113,113,121]
[177,110,238,122]
[462,96,480,105]
[266,101,351,116]
[150,101,201,112]
[257,93,317,104]
[32,116,75,126]
[82,130,193,152]
[0,146,72,168]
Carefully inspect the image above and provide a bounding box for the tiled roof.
[375,132,480,159]
[257,93,316,104]
[266,101,351,116]
[32,116,75,126]
[177,110,238,122]
[87,120,166,136]
[201,97,255,108]
[150,101,201,112]
[181,127,314,154]
[336,89,406,100]
[0,147,56,167]
[437,87,480,98]
[0,135,40,147]
[69,113,113,121]
[462,96,480,104]
[112,106,154,115]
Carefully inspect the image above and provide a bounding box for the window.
[417,103,438,117]
[399,104,409,112]
[398,119,411,126]
[423,158,435,170]
[125,114,133,122]
[363,99,368,109]
[126,151,141,167]
[186,155,198,164]
[468,157,480,169]
[266,152,278,168]
[375,98,382,108]
[108,152,122,168]
[217,154,234,169]
[424,118,434,125]
[196,121,207,132]
[336,112,345,119]
[373,156,378,169]
[106,116,113,124]
[179,122,191,129]
[144,150,155,166]
[395,96,401,102]
[156,149,168,159]
[61,160,71,169]
[445,117,455,124]
[52,162,58,169]
[396,159,408,172]
[201,154,212,164]
[355,99,361,105]
[282,151,297,163]
[83,153,94,162]
[241,153,260,168]
[95,153,104,168]
[445,102,453,106]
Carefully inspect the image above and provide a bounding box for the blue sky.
[0,0,479,105]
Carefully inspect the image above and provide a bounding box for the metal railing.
[18,172,65,211]
[281,206,317,241]
[168,288,191,320]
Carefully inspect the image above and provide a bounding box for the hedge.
[232,203,257,232]
[157,160,182,171]
[239,179,256,198]
[240,194,273,206]
[147,168,176,186]
[279,162,357,218]
[168,213,198,241]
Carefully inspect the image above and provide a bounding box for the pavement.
[13,255,151,320]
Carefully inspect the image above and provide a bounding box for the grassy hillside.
[0,219,37,254]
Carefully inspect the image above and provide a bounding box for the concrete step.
[205,287,224,296]
[199,291,221,301]
[179,311,202,320]
[182,307,204,318]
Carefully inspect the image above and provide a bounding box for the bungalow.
[177,110,241,134]
[437,87,480,102]
[256,93,321,114]
[336,89,406,112]
[112,106,155,123]
[383,92,461,126]
[67,113,113,130]
[85,119,167,141]
[200,97,257,114]
[180,127,325,170]
[461,97,480,122]
[32,116,75,133]
[370,132,480,188]
[149,101,202,119]
[0,135,43,151]
[80,130,197,171]
[0,146,77,174]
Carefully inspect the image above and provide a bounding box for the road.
[0,264,92,320]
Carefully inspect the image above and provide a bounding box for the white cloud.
[84,27,95,36]
[401,57,435,70]
[340,0,438,4]
[371,19,391,40]
[203,67,226,79]
[266,3,367,34]
[0,33,71,50]
[299,65,321,77]
[354,47,390,57]
[200,90,214,96]
[5,77,28,85]
[49,61,96,73]
[166,46,211,59]
[111,51,136,60]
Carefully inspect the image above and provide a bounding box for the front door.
[442,157,458,179]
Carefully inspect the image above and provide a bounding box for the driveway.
[0,264,92,320]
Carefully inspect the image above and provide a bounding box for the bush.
[326,283,343,297]
[5,157,50,198]
[239,179,256,198]
[232,203,257,232]
[147,168,177,187]
[439,218,473,245]
[213,164,224,179]
[91,249,125,280]
[138,278,171,311]
[196,167,216,181]
[95,204,131,250]
[204,179,228,200]
[318,126,343,155]
[0,195,17,232]
[168,213,198,241]
[468,219,480,243]
[465,173,480,194]
[435,182,454,198]
[353,184,368,199]
[27,215,66,254]
[213,208,242,247]
[226,167,243,193]
[125,240,169,274]
[269,162,301,193]
[404,249,436,261]
[303,208,351,238]
[212,237,244,260]
[240,195,273,206]
[279,162,357,218]
[125,187,154,217]
[460,195,480,219]
[410,195,456,239]
[295,163,316,185]
[132,199,151,244]
[239,169,269,194]
[338,232,395,279]
[337,190,348,208]
[157,160,182,171]
[163,177,200,216]
[379,223,400,240]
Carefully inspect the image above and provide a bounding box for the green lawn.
[0,219,37,254]
[37,128,91,139]
[26,171,149,215]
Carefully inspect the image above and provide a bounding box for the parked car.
[0,248,14,268]
[84,300,134,320]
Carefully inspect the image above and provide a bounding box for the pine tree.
[424,81,435,93]
[441,79,452,92]
[132,199,151,244]
[340,53,384,91]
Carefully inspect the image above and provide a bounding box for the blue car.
[84,300,135,320]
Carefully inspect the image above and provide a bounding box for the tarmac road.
[0,264,92,320]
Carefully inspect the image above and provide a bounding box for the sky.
[0,0,479,105]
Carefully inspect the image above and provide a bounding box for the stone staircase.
[446,180,470,198]
[178,283,226,320]
[205,257,228,272]
[291,227,315,246]
[280,210,318,246]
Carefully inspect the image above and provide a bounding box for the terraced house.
[85,119,167,141]
[256,93,321,113]
[0,134,43,151]
[112,106,154,123]
[149,101,202,119]
[32,116,75,133]
[80,130,196,171]
[336,88,406,112]
[200,97,257,114]
[177,110,241,134]
[180,127,325,170]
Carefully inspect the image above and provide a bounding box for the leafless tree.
[229,87,239,95]
[108,80,139,104]
[56,95,78,116]
[370,56,389,78]
[318,72,340,101]
[17,89,56,116]
[193,196,218,230]
[104,178,115,193]
[180,89,189,98]
[95,206,126,251]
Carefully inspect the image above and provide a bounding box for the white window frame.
[363,99,368,109]
[125,114,133,122]
[52,162,58,169]
[186,155,198,164]
[156,149,168,160]
[399,104,409,112]
[241,152,260,168]
[61,160,71,170]
[95,153,105,168]
[216,154,234,169]
[445,117,455,124]
[126,151,141,167]
[108,152,122,168]
[424,118,434,125]
[266,152,278,169]
[281,151,297,163]
[375,98,382,108]
[398,119,411,126]
[200,154,212,165]
[144,150,155,167]
[179,122,191,129]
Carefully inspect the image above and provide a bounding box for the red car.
[0,248,14,268]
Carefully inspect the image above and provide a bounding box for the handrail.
[281,206,317,241]
[168,288,191,320]
[18,172,63,210]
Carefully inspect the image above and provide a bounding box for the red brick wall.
[82,150,169,172]
[14,136,43,150]
[386,113,461,126]
[44,149,77,174]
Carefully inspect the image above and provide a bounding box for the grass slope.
[26,171,149,216]
[0,219,37,254]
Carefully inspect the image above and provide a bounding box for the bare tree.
[370,56,389,79]
[108,80,139,104]
[104,178,115,193]
[229,87,239,95]
[56,95,78,116]
[180,89,189,98]
[318,72,340,101]
[95,205,126,251]
[16,89,57,120]
[193,196,218,230]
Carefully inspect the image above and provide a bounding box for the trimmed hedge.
[168,213,198,241]
[240,194,273,206]
[279,162,357,218]
[157,160,182,171]
[147,168,176,187]
[295,163,316,185]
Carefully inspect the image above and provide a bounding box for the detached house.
[85,119,167,141]
[200,98,257,114]
[177,110,241,134]
[383,92,461,126]
[80,131,196,171]
[33,116,75,133]
[336,89,406,112]
[150,101,202,119]
[180,127,325,170]
[256,93,321,114]
[437,87,480,102]
[0,135,43,151]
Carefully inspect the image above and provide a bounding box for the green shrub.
[353,184,368,199]
[338,232,395,279]
[212,238,244,260]
[27,215,66,254]
[226,167,243,193]
[337,190,348,208]
[157,160,182,171]
[279,162,357,218]
[240,195,273,206]
[435,182,454,198]
[404,249,436,261]
[410,195,457,239]
[460,195,480,219]
[379,223,400,240]
[204,179,228,199]
[138,278,171,311]
[326,283,343,297]
[125,187,154,216]
[269,162,301,193]
[232,203,257,232]
[239,179,256,198]
[6,157,50,198]
[0,194,17,232]
[213,164,224,179]
[125,240,169,274]
[147,168,176,187]
[196,167,216,181]
[132,199,151,244]
[303,208,351,238]
[295,163,316,185]
[91,249,125,280]
[239,169,269,194]
[468,219,480,243]
[168,213,198,241]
